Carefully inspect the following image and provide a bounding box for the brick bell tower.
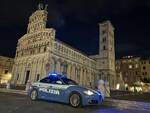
[98,21,116,89]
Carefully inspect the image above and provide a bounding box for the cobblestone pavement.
[0,92,150,113]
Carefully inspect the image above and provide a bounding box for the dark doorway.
[25,70,30,84]
[36,74,40,81]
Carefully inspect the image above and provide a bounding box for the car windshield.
[61,78,78,85]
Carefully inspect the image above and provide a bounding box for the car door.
[49,79,69,102]
[38,77,66,101]
[38,77,69,102]
[38,77,53,100]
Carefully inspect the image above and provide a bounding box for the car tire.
[30,89,38,101]
[69,92,82,108]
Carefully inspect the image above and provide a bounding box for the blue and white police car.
[28,72,104,107]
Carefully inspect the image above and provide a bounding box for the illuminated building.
[140,59,150,81]
[116,56,141,86]
[11,3,116,88]
[0,56,13,84]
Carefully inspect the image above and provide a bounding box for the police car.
[28,72,104,107]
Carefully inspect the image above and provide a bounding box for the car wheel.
[69,92,81,108]
[30,89,38,101]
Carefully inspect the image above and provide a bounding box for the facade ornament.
[44,4,48,11]
[38,3,44,10]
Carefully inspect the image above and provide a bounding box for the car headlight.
[83,90,94,96]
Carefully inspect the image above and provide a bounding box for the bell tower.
[99,20,116,89]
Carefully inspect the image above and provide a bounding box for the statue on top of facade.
[38,3,48,11]
[38,3,44,10]
[44,4,48,11]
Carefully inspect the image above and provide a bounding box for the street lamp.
[7,73,12,79]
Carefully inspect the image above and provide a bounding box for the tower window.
[102,30,106,34]
[102,37,106,42]
[143,66,146,70]
[103,45,106,50]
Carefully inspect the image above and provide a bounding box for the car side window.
[40,77,51,83]
[55,80,63,85]
[40,77,64,85]
[50,78,63,85]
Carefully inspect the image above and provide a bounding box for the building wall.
[0,56,14,83]
[116,56,141,86]
[141,59,150,80]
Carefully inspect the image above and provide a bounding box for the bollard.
[25,80,31,91]
[97,80,105,98]
[6,81,10,89]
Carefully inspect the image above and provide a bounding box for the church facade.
[11,4,116,88]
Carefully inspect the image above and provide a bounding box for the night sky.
[0,0,150,59]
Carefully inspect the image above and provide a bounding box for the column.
[34,61,41,82]
[43,60,47,76]
[30,61,35,82]
[50,59,55,71]
[89,71,92,86]
[56,61,61,73]
[31,61,37,82]
[10,64,16,84]
[84,69,87,86]
[87,70,90,86]
[70,65,73,79]
[67,64,71,78]
[82,69,85,86]
[71,65,76,81]
[74,67,77,82]
[60,63,63,73]
[22,62,27,84]
[20,63,25,84]
[91,72,95,88]
[17,63,22,84]
[41,59,46,78]
[77,68,81,84]
[79,68,83,85]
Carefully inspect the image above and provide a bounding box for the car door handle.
[50,86,52,88]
